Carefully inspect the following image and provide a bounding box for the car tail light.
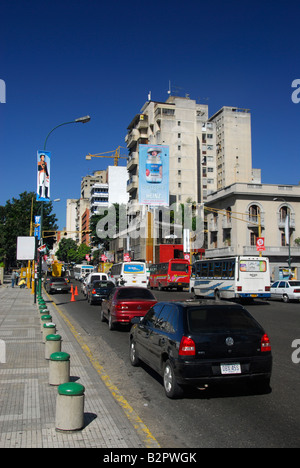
[116,304,129,310]
[179,336,196,356]
[237,286,242,292]
[265,286,270,291]
[92,289,96,294]
[293,289,300,293]
[261,333,271,352]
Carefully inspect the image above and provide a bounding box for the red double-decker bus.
[149,259,191,291]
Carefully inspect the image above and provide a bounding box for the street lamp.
[43,115,91,150]
[37,116,91,296]
[273,197,291,275]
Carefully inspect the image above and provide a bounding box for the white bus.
[109,262,147,287]
[73,264,95,280]
[190,256,271,300]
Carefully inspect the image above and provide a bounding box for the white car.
[82,272,109,297]
[270,280,300,302]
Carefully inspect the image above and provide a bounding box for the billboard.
[17,237,36,260]
[37,150,51,201]
[138,144,169,206]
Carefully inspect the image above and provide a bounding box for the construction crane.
[85,146,128,166]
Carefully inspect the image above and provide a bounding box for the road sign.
[256,237,265,251]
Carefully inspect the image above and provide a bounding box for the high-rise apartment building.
[125,96,258,209]
[208,106,256,189]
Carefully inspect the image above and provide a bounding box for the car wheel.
[108,313,115,330]
[163,360,183,399]
[214,289,221,301]
[282,294,290,303]
[129,340,140,367]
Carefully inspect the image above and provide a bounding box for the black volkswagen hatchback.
[129,300,272,398]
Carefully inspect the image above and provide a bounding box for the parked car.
[82,272,109,297]
[270,280,300,302]
[129,300,272,398]
[87,280,115,305]
[45,277,70,294]
[101,286,157,330]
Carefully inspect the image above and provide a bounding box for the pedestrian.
[19,278,26,289]
[11,270,16,288]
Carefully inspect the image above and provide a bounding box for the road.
[49,283,300,448]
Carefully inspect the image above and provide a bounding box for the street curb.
[45,290,160,449]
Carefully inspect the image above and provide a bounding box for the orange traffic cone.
[70,284,74,294]
[70,288,76,302]
[75,286,78,296]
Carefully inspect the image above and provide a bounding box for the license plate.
[220,363,241,375]
[57,288,61,291]
[132,280,136,283]
[251,294,257,297]
[178,283,182,286]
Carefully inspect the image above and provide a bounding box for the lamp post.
[37,116,91,296]
[273,197,292,276]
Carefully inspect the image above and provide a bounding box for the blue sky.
[1,0,299,229]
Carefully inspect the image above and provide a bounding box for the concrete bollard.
[45,334,62,360]
[49,352,70,386]
[42,322,56,343]
[55,382,85,432]
[40,314,52,331]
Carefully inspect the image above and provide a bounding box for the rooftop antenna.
[167,80,171,95]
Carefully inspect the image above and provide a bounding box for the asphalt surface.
[52,282,300,448]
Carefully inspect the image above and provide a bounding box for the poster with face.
[37,150,51,201]
[138,144,169,206]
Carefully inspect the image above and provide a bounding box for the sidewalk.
[0,283,160,448]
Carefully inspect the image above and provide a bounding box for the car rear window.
[289,281,300,287]
[170,263,189,272]
[187,305,259,333]
[117,288,155,300]
[51,277,66,282]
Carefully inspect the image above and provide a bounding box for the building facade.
[205,183,300,279]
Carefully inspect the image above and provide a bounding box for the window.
[156,305,178,333]
[187,305,259,333]
[249,204,260,224]
[143,303,164,327]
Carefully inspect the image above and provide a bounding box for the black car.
[45,277,70,294]
[87,280,115,305]
[129,300,272,398]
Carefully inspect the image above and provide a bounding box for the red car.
[100,286,157,330]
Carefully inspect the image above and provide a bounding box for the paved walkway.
[0,283,160,448]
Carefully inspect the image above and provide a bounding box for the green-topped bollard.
[40,314,52,331]
[55,382,85,432]
[45,334,62,359]
[49,352,70,386]
[42,322,56,343]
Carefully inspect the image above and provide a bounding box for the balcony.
[127,152,138,170]
[246,213,265,228]
[127,175,138,192]
[277,213,296,229]
[126,129,140,148]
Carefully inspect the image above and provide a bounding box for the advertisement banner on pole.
[37,150,51,201]
[138,144,169,206]
[34,215,41,239]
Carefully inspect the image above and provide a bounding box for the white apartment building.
[122,94,260,262]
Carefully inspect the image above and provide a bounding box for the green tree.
[56,238,78,263]
[0,191,58,269]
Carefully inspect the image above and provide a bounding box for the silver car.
[270,280,300,302]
